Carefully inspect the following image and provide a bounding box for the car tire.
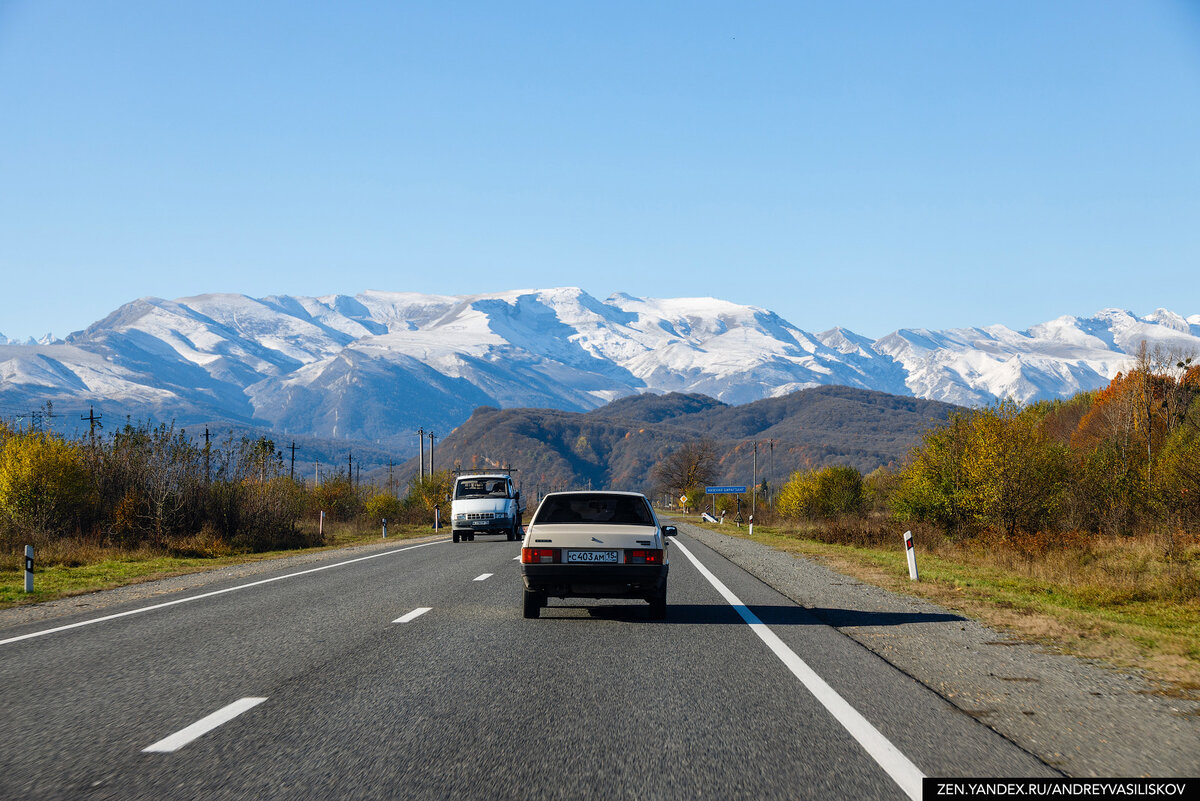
[523,589,543,619]
[648,586,667,620]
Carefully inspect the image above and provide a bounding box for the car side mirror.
[515,490,521,501]
[662,525,677,537]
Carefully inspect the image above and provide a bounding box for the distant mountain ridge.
[422,386,960,494]
[1,287,1197,448]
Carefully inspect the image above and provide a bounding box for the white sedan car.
[520,491,677,619]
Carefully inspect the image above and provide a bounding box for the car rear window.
[533,494,654,526]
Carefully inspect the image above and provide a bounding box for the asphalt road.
[0,529,1056,800]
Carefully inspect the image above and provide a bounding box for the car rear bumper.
[522,564,668,599]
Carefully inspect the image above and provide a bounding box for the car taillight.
[522,548,560,564]
[625,549,663,565]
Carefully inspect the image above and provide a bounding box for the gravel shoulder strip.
[0,534,444,630]
[679,521,1200,778]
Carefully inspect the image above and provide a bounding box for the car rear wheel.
[523,589,544,619]
[648,586,667,620]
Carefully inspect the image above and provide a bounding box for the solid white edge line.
[473,573,493,581]
[2,540,448,647]
[671,537,925,801]
[142,697,267,753]
[393,607,433,624]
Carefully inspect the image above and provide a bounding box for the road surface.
[0,528,1055,799]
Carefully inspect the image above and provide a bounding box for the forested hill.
[413,386,959,496]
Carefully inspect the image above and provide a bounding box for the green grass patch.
[0,523,437,609]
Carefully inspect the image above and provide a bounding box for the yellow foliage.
[364,492,405,522]
[408,470,453,512]
[0,432,90,534]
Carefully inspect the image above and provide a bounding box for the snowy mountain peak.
[3,290,1198,446]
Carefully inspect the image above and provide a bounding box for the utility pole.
[769,439,775,505]
[428,431,436,476]
[289,441,298,481]
[752,441,758,516]
[81,406,103,444]
[418,428,426,481]
[348,451,353,485]
[387,460,395,495]
[204,427,211,485]
[315,459,320,486]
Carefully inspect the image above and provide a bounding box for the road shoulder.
[0,534,446,632]
[678,521,1200,778]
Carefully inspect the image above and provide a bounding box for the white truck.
[450,472,524,543]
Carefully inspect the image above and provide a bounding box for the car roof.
[539,490,648,498]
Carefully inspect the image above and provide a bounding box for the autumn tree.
[960,400,1068,538]
[0,432,90,537]
[891,412,973,537]
[776,465,865,520]
[651,440,718,506]
[407,469,454,515]
[1157,390,1200,531]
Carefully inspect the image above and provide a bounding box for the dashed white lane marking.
[1,540,447,647]
[393,607,432,624]
[513,557,520,561]
[143,697,267,753]
[671,537,925,801]
[473,573,493,581]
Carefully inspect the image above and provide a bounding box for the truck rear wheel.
[452,530,460,543]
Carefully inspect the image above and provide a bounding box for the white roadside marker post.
[24,545,33,593]
[903,530,919,580]
[748,515,754,536]
[319,510,325,536]
[382,518,388,538]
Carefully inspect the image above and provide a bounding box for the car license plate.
[566,550,618,563]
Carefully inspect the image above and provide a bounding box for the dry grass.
[686,515,1200,690]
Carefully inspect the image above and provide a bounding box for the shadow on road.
[548,603,966,627]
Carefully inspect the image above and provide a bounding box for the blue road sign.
[705,485,747,494]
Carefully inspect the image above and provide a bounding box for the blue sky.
[1,1,1198,341]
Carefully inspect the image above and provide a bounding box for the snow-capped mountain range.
[2,288,1197,445]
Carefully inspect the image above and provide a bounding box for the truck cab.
[450,473,524,543]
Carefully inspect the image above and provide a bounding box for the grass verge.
[0,523,439,609]
[683,518,1200,693]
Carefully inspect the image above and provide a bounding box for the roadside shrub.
[776,465,865,520]
[0,432,90,538]
[231,477,309,552]
[310,474,361,521]
[167,523,235,558]
[363,492,405,524]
